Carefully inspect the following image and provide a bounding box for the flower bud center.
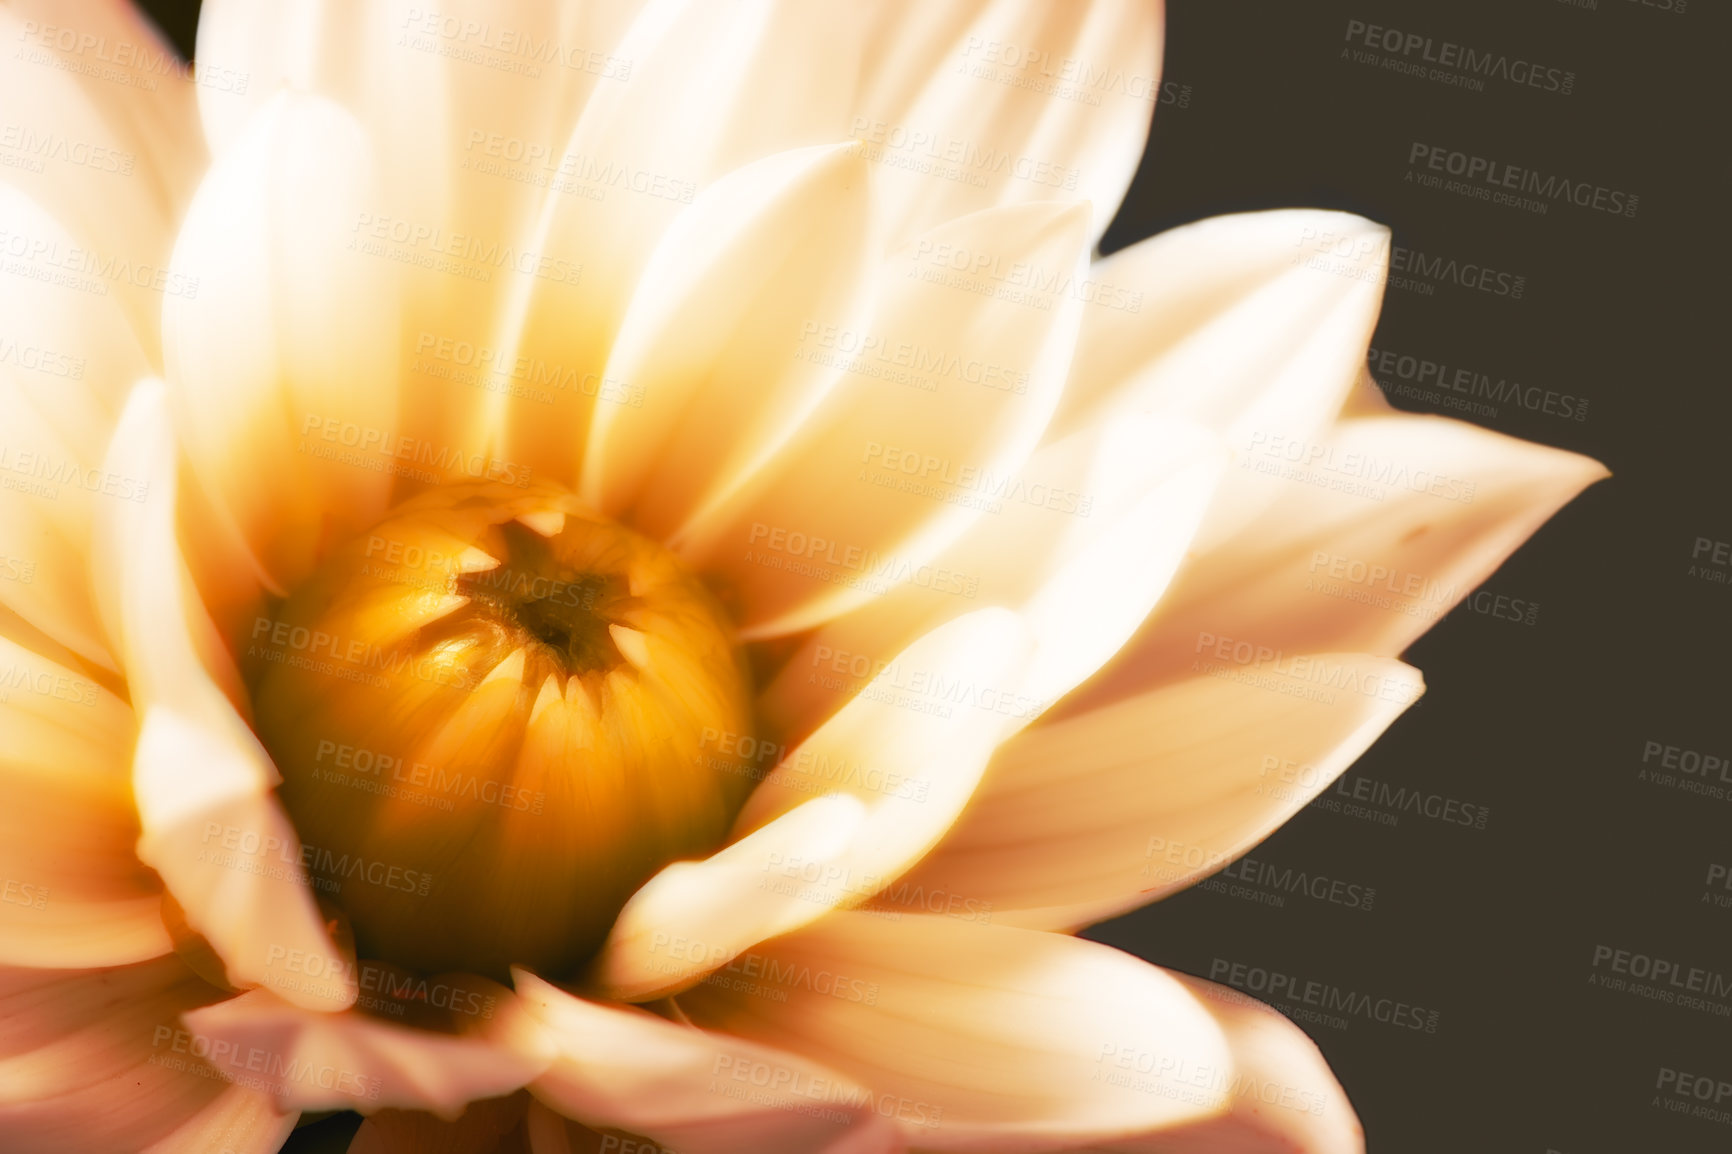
[250,483,753,982]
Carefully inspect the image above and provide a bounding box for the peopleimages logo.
[1367,345,1589,423]
[1343,20,1576,94]
[1406,143,1639,218]
[1389,244,1526,299]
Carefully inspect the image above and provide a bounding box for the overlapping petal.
[0,955,296,1154]
[0,184,153,669]
[196,0,649,476]
[682,199,1093,635]
[852,0,1162,246]
[163,91,400,595]
[760,413,1224,744]
[516,971,905,1152]
[1065,413,1608,713]
[92,379,354,1011]
[0,636,169,967]
[1052,210,1391,549]
[1065,972,1362,1153]
[581,142,875,536]
[677,912,1312,1153]
[181,983,554,1117]
[0,0,204,364]
[490,0,867,485]
[594,608,1029,1001]
[882,654,1422,931]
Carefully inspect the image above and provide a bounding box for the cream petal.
[1065,414,1608,712]
[92,380,354,1011]
[683,200,1092,636]
[760,414,1222,745]
[196,0,647,483]
[0,641,170,967]
[582,142,874,541]
[883,654,1422,931]
[182,984,555,1119]
[1052,210,1390,548]
[0,183,156,669]
[164,91,400,594]
[488,0,866,486]
[594,609,1030,1001]
[195,0,635,169]
[4,0,206,214]
[0,2,203,365]
[514,971,905,1154]
[1076,972,1363,1153]
[1054,211,1388,438]
[677,912,1247,1152]
[852,0,1162,245]
[0,957,296,1154]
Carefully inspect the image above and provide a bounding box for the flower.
[0,0,1605,1151]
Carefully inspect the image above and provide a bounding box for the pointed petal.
[1054,210,1391,548]
[685,200,1092,636]
[195,0,648,484]
[853,0,1163,245]
[182,983,555,1119]
[92,380,354,1010]
[0,183,154,669]
[593,609,1030,1001]
[164,91,400,594]
[1079,972,1363,1153]
[489,0,866,485]
[760,414,1223,744]
[886,655,1422,931]
[678,913,1246,1152]
[583,143,874,540]
[0,1,204,363]
[0,957,296,1154]
[1067,414,1607,711]
[514,971,903,1154]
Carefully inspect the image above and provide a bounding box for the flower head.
[0,1,1603,1151]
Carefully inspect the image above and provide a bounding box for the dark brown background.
[133,1,1731,1151]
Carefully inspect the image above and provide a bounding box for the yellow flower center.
[250,482,754,981]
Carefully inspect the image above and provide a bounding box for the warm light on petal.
[0,956,296,1154]
[853,0,1162,246]
[0,639,169,967]
[493,0,867,486]
[886,654,1423,931]
[1074,972,1364,1153]
[685,200,1093,636]
[593,609,1029,1001]
[1066,413,1608,712]
[164,91,401,594]
[181,983,555,1119]
[678,913,1249,1152]
[760,414,1224,744]
[583,142,874,539]
[1054,210,1391,550]
[515,970,905,1153]
[0,184,151,671]
[93,380,355,1011]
